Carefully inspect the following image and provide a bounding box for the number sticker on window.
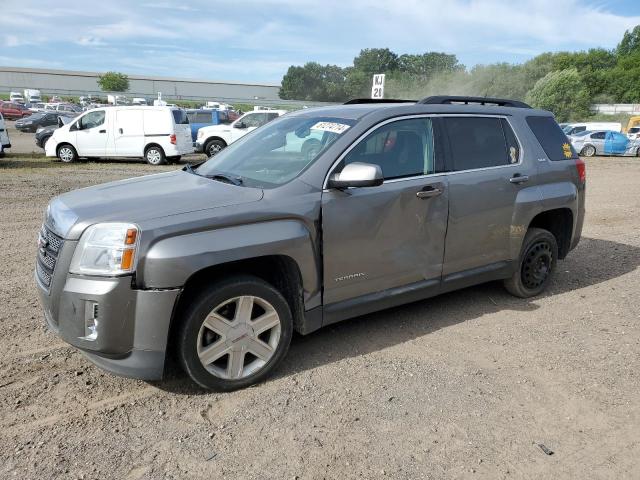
[311,122,351,134]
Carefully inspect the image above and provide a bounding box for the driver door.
[231,113,265,142]
[321,117,448,311]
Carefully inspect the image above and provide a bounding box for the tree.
[525,68,591,122]
[97,71,129,92]
[397,52,461,79]
[617,25,640,57]
[352,48,399,76]
[279,62,347,101]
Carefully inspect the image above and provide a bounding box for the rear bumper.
[38,272,181,380]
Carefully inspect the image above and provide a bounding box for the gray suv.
[35,96,586,391]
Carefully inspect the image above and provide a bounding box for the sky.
[1,0,639,84]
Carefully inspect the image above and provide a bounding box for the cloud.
[76,36,107,47]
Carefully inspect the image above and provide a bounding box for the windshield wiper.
[183,163,201,176]
[205,171,244,186]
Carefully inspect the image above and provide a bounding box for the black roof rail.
[418,95,531,109]
[344,98,416,105]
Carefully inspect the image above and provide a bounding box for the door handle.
[99,129,106,133]
[119,128,123,134]
[509,174,529,184]
[416,186,442,199]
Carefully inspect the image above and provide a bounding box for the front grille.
[36,225,64,293]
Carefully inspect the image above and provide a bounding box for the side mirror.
[234,121,247,129]
[327,162,384,189]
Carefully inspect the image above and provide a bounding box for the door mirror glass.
[327,162,383,189]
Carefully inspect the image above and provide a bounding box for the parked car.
[195,109,286,157]
[624,116,640,134]
[45,106,193,164]
[36,95,586,391]
[27,102,46,112]
[0,101,31,120]
[9,91,25,103]
[570,130,640,157]
[0,112,10,157]
[185,109,233,142]
[562,122,621,135]
[35,115,76,149]
[627,126,640,140]
[44,103,83,115]
[15,111,67,133]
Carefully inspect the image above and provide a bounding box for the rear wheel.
[504,228,558,298]
[145,145,166,165]
[205,139,226,157]
[57,144,77,163]
[177,275,293,391]
[581,145,596,157]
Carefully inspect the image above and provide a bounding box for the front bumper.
[194,141,205,153]
[37,272,181,380]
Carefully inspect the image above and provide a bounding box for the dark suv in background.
[36,96,585,391]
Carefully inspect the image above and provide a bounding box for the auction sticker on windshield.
[311,122,351,134]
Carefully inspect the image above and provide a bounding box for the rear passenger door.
[114,109,144,156]
[441,115,532,277]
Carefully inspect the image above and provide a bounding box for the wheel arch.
[144,142,164,154]
[204,136,228,147]
[527,208,574,259]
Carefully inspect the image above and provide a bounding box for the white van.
[10,91,25,104]
[0,112,11,157]
[563,122,622,135]
[45,106,193,165]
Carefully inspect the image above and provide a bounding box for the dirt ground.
[0,154,638,480]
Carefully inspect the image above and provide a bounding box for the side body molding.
[141,220,320,305]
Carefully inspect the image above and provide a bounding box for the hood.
[49,170,263,239]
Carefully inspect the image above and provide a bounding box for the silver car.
[570,130,640,157]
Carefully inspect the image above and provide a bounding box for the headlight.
[197,130,205,139]
[69,223,139,276]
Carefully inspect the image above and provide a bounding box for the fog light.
[83,301,99,341]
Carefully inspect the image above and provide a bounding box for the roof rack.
[418,95,531,109]
[343,98,416,105]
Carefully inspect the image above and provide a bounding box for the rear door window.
[443,116,513,170]
[591,132,606,140]
[526,116,578,161]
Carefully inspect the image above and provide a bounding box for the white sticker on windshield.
[311,121,351,134]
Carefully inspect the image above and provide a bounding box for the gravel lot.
[0,154,638,479]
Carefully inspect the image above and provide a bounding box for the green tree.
[617,25,640,57]
[352,48,399,76]
[397,52,461,79]
[279,62,347,101]
[97,71,129,92]
[526,68,591,122]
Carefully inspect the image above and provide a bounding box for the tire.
[205,139,226,157]
[177,275,293,391]
[57,144,77,163]
[145,145,166,165]
[504,228,558,298]
[581,145,596,157]
[636,147,640,158]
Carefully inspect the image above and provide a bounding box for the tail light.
[169,134,177,145]
[575,158,586,183]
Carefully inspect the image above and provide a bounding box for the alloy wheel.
[59,147,74,162]
[208,143,223,156]
[196,295,281,380]
[146,149,162,165]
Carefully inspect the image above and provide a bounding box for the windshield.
[196,115,357,188]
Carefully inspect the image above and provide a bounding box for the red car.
[0,101,30,120]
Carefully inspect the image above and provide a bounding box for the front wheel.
[177,275,293,391]
[504,228,558,298]
[57,144,77,163]
[205,139,226,158]
[145,145,166,165]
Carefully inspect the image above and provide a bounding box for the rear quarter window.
[527,116,578,161]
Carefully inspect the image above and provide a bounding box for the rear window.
[526,116,578,161]
[172,109,189,125]
[629,127,640,133]
[443,116,516,171]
